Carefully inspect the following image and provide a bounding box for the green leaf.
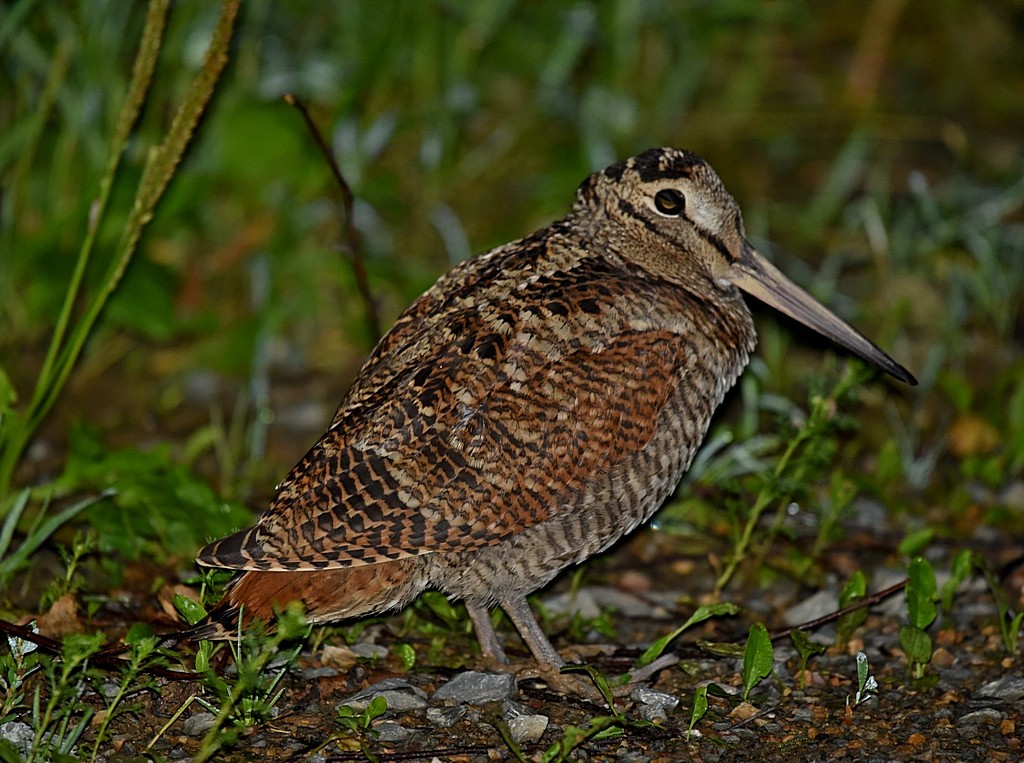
[54,423,250,561]
[789,629,826,661]
[838,570,867,608]
[741,622,773,700]
[898,528,934,557]
[365,694,388,724]
[560,663,617,712]
[393,642,416,672]
[856,650,869,691]
[696,640,744,658]
[899,624,933,670]
[638,602,739,667]
[420,591,462,631]
[940,548,973,612]
[906,556,938,630]
[173,594,208,627]
[837,570,868,647]
[0,365,15,410]
[124,622,156,645]
[0,489,108,582]
[687,685,709,740]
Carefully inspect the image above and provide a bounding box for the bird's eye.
[653,188,686,216]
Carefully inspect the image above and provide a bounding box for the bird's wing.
[197,262,695,572]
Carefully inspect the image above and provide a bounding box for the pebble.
[303,666,340,679]
[632,686,680,723]
[979,675,1024,702]
[544,585,674,620]
[502,699,549,743]
[375,721,416,743]
[782,590,837,626]
[0,722,32,755]
[180,712,217,736]
[958,708,1006,726]
[340,678,428,712]
[425,705,466,728]
[350,643,390,661]
[432,671,516,704]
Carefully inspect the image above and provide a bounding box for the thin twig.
[768,578,908,641]
[0,617,201,680]
[282,93,382,341]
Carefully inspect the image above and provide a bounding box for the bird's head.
[574,148,916,385]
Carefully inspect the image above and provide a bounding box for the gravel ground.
[11,534,1016,762]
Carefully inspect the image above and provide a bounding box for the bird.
[188,147,915,693]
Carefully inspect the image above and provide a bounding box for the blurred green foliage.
[0,0,1022,584]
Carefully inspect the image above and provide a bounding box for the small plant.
[540,715,625,763]
[851,650,878,706]
[191,604,309,763]
[741,622,773,700]
[391,642,416,672]
[335,694,388,734]
[566,607,618,643]
[535,663,661,761]
[87,625,165,761]
[789,629,826,689]
[713,365,869,594]
[975,555,1023,654]
[637,602,739,669]
[39,530,97,612]
[0,490,109,589]
[28,632,106,762]
[173,593,215,673]
[686,684,709,740]
[939,549,973,615]
[899,556,938,679]
[1,629,40,724]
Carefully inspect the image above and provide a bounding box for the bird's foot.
[515,663,609,705]
[515,652,680,705]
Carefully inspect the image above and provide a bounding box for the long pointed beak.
[728,242,917,385]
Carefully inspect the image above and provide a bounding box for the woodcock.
[191,148,916,689]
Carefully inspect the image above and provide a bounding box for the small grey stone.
[616,752,651,763]
[633,686,679,723]
[978,675,1024,702]
[0,722,32,755]
[542,589,601,620]
[1001,480,1024,511]
[303,666,340,679]
[426,705,466,728]
[791,707,814,723]
[351,643,390,660]
[432,671,515,704]
[375,722,415,743]
[588,586,659,618]
[341,678,428,712]
[181,712,217,736]
[782,589,837,627]
[502,699,549,744]
[872,568,911,617]
[957,708,1005,726]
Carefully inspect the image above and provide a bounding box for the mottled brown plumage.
[189,148,915,689]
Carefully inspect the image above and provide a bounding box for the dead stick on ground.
[0,617,201,681]
[282,93,382,342]
[768,578,908,641]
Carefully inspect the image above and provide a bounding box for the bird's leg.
[498,593,564,669]
[499,592,678,701]
[497,592,614,703]
[466,601,508,666]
